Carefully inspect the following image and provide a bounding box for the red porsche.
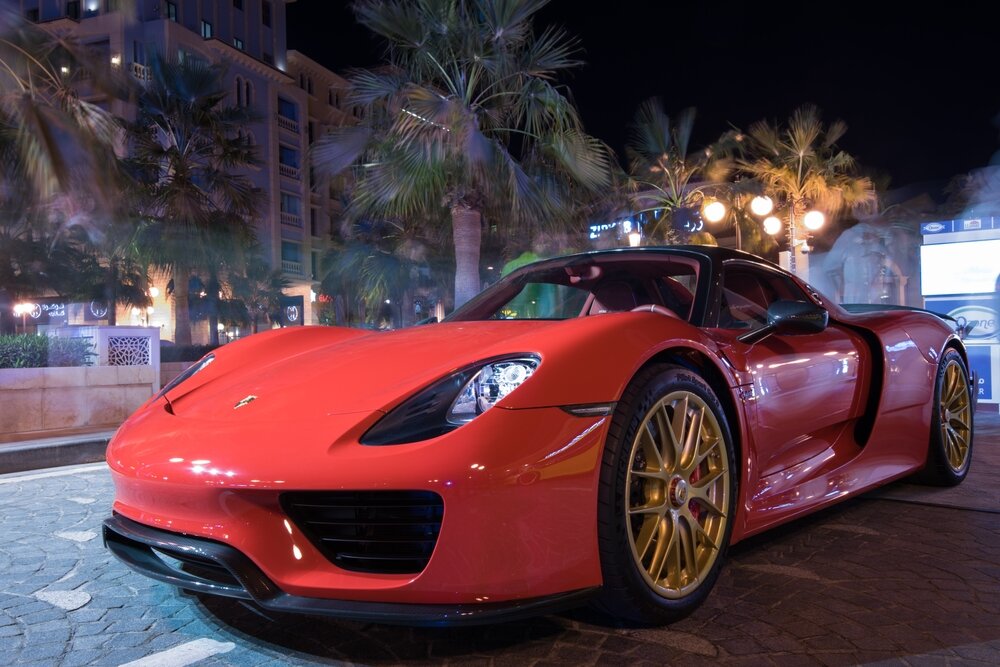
[103,246,975,625]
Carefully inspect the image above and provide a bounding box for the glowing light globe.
[703,201,726,223]
[763,216,782,235]
[750,196,774,216]
[803,210,825,231]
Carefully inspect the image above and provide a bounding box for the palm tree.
[312,0,613,308]
[230,250,290,335]
[0,11,122,207]
[736,105,876,272]
[127,53,260,345]
[0,9,131,327]
[625,100,733,243]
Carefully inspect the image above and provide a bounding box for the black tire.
[593,364,737,625]
[916,348,974,486]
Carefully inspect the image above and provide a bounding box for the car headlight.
[156,353,215,401]
[361,355,539,446]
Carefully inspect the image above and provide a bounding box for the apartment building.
[17,0,351,338]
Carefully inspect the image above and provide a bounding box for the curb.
[0,435,111,475]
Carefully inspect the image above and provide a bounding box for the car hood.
[163,312,712,424]
[166,320,567,421]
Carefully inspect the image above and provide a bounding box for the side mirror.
[738,300,828,344]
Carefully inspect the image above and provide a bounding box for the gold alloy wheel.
[625,390,730,599]
[940,359,972,472]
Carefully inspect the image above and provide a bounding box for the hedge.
[0,335,96,369]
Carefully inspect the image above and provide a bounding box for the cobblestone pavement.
[2,418,998,666]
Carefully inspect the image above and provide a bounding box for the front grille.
[280,491,444,574]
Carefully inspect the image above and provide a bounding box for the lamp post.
[764,203,825,275]
[12,303,33,333]
[701,195,773,251]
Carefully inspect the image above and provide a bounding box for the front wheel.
[917,348,974,486]
[594,365,737,625]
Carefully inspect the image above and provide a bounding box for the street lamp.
[702,195,774,251]
[12,303,34,333]
[763,206,825,275]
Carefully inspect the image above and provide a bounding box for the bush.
[160,343,217,363]
[0,335,96,369]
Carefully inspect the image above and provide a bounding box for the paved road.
[2,419,999,666]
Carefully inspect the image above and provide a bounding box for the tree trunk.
[451,205,482,309]
[173,264,192,346]
[105,264,118,327]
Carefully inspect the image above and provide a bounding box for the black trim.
[103,514,596,626]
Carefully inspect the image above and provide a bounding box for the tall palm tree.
[625,100,733,243]
[230,249,290,335]
[312,0,613,308]
[127,53,260,345]
[0,10,122,207]
[736,105,876,271]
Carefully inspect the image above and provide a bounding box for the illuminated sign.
[920,239,1000,295]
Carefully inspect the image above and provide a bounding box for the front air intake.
[280,491,444,574]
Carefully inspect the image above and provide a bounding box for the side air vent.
[280,491,444,574]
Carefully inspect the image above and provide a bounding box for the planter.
[0,366,157,439]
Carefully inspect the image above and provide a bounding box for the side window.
[719,266,806,331]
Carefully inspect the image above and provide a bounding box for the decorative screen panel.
[108,336,151,366]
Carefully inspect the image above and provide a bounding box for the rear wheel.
[594,365,736,625]
[918,349,973,486]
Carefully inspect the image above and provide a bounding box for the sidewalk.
[0,428,115,474]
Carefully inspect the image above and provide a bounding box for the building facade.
[18,0,351,340]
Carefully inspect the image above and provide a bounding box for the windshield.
[448,253,702,322]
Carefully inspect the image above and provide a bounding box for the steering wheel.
[631,304,679,319]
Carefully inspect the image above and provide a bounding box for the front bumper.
[107,404,611,605]
[103,513,596,626]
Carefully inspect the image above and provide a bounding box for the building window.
[66,1,80,19]
[233,0,243,9]
[280,192,301,217]
[233,37,244,50]
[279,145,300,169]
[281,241,301,263]
[234,76,244,106]
[310,209,319,236]
[262,52,273,65]
[277,97,298,122]
[201,20,212,39]
[262,1,272,27]
[26,8,39,22]
[165,1,177,21]
[244,80,253,107]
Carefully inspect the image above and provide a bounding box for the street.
[2,417,999,667]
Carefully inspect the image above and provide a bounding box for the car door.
[716,261,868,478]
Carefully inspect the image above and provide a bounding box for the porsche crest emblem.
[233,395,258,410]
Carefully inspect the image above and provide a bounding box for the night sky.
[287,1,1000,190]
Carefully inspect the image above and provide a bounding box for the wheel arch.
[637,347,744,476]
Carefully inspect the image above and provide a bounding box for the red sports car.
[103,246,975,626]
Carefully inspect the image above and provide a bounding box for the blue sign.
[924,296,998,341]
[921,217,997,235]
[967,345,992,401]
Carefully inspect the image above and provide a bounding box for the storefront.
[920,217,999,411]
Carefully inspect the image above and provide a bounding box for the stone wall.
[0,366,156,438]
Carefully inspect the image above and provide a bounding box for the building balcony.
[280,212,302,227]
[276,115,300,134]
[131,62,150,81]
[281,260,303,274]
[279,164,300,180]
